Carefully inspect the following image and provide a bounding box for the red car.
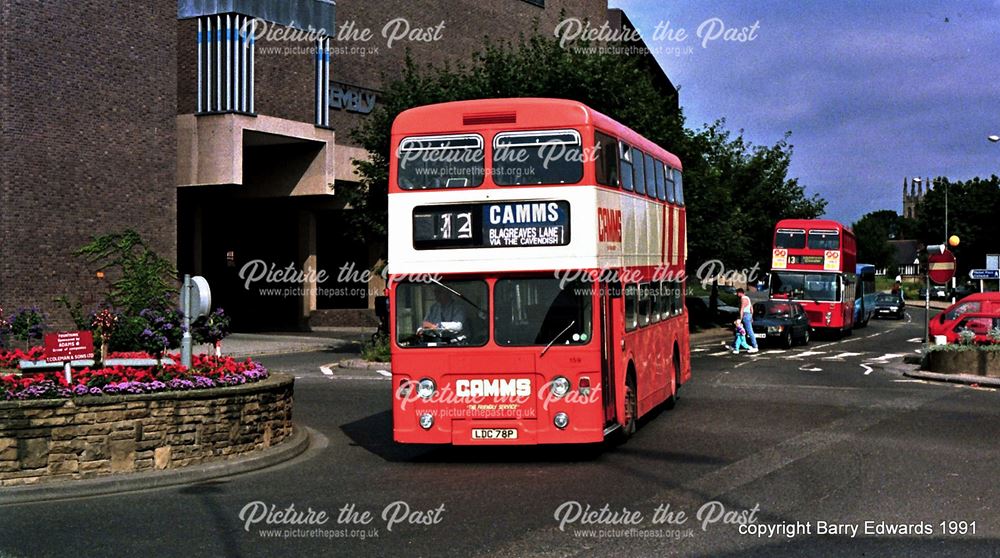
[930,293,1000,344]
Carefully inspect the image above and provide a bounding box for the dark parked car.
[872,292,905,319]
[751,300,811,348]
[685,296,740,329]
[919,284,949,300]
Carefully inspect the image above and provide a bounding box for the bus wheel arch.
[623,363,638,437]
[665,343,681,410]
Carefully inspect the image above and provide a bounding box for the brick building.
[2,0,678,331]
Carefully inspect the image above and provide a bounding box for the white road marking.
[692,347,708,352]
[822,351,865,360]
[793,351,827,358]
[709,350,734,357]
[865,353,905,363]
[861,364,874,375]
[376,369,392,377]
[799,364,823,372]
[320,366,334,376]
[907,337,922,343]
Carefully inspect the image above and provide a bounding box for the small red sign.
[928,250,957,285]
[44,331,95,363]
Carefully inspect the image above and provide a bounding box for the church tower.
[902,176,926,219]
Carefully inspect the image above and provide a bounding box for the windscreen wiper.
[540,320,576,357]
[429,278,485,314]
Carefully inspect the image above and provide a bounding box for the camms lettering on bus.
[488,202,561,225]
[455,379,531,398]
[597,207,622,243]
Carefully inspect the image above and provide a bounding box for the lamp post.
[916,256,929,347]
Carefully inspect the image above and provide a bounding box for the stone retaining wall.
[0,373,293,486]
[925,350,1000,377]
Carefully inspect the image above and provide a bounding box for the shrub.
[988,327,1000,344]
[361,334,391,363]
[108,315,148,353]
[75,230,177,315]
[192,307,232,347]
[9,307,47,345]
[0,307,10,348]
[138,307,185,359]
[957,329,977,345]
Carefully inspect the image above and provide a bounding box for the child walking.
[730,318,753,354]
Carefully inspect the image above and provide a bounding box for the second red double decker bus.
[769,219,858,333]
[387,98,690,445]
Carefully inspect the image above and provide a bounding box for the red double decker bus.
[387,98,690,445]
[769,219,858,333]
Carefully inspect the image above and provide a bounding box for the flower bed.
[0,350,269,401]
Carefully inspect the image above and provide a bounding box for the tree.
[853,210,899,270]
[915,176,1000,275]
[350,33,826,273]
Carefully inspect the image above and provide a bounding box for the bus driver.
[422,290,467,332]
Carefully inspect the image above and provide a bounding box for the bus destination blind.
[413,201,570,249]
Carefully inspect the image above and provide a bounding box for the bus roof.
[775,219,852,233]
[391,97,682,169]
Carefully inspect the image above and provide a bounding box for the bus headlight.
[551,376,570,398]
[417,378,436,399]
[419,413,434,429]
[825,312,832,325]
[554,412,569,429]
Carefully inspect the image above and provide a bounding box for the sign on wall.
[329,81,377,114]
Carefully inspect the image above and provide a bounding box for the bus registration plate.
[471,428,518,440]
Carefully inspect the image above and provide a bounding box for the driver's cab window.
[395,281,488,347]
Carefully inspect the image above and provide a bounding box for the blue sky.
[609,0,1000,225]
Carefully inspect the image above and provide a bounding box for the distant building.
[901,176,930,220]
[886,239,921,278]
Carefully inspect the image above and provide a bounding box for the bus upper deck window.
[594,131,620,187]
[493,129,583,186]
[631,147,646,196]
[775,228,805,249]
[397,134,484,189]
[620,142,634,191]
[675,170,684,206]
[665,166,676,203]
[808,229,840,250]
